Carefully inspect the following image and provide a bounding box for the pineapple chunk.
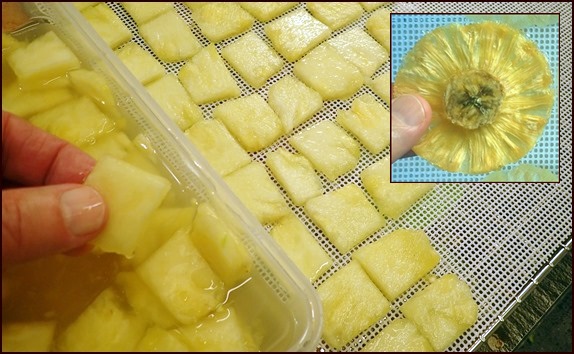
[223,162,290,225]
[360,157,436,219]
[265,147,323,206]
[354,229,440,300]
[136,227,226,325]
[121,2,173,25]
[366,8,391,52]
[293,43,364,100]
[336,94,390,154]
[270,213,332,282]
[239,2,298,22]
[307,2,364,31]
[56,288,148,351]
[359,2,389,11]
[367,71,391,105]
[318,261,390,349]
[327,28,389,77]
[191,2,254,42]
[264,9,331,62]
[178,44,241,104]
[80,131,133,161]
[305,184,385,254]
[6,31,81,85]
[135,326,190,352]
[84,156,171,257]
[360,318,434,352]
[145,73,203,130]
[289,120,360,181]
[2,81,74,118]
[213,93,284,152]
[401,274,479,351]
[82,4,133,49]
[221,32,284,88]
[139,10,202,62]
[2,321,56,352]
[190,203,253,288]
[115,42,166,84]
[184,119,251,177]
[68,69,116,108]
[267,76,323,133]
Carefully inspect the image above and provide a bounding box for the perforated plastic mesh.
[86,2,570,352]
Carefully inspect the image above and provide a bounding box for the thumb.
[391,94,432,163]
[2,184,106,265]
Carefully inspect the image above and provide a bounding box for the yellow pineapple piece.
[327,28,389,77]
[270,213,332,282]
[2,321,56,352]
[213,93,284,152]
[336,94,390,154]
[267,76,323,133]
[361,157,436,219]
[401,274,479,351]
[305,184,385,254]
[264,9,331,62]
[82,4,133,49]
[178,44,241,104]
[184,120,251,177]
[2,81,74,118]
[135,326,189,351]
[139,10,202,62]
[80,131,133,161]
[115,42,165,84]
[366,8,391,52]
[354,229,440,300]
[293,43,364,100]
[191,2,254,43]
[121,2,173,25]
[367,70,391,105]
[289,120,360,181]
[239,2,298,22]
[145,73,203,131]
[265,147,323,206]
[221,32,284,88]
[73,2,98,11]
[223,161,290,225]
[359,2,389,11]
[68,69,116,111]
[318,261,390,349]
[360,318,434,352]
[307,2,364,31]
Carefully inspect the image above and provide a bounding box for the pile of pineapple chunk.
[2,2,480,352]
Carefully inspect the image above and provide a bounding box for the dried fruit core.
[445,70,504,129]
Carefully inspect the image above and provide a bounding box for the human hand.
[2,111,107,265]
[391,94,432,162]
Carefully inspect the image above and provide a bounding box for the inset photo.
[390,14,559,183]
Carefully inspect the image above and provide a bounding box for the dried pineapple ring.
[394,21,554,174]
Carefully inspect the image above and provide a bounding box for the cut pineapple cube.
[239,2,298,22]
[178,44,241,104]
[139,10,202,62]
[82,4,133,49]
[270,213,332,282]
[401,274,479,351]
[145,73,203,130]
[2,81,74,117]
[327,28,388,77]
[336,94,390,154]
[68,69,116,109]
[84,156,171,257]
[305,184,385,254]
[354,229,440,300]
[135,326,190,352]
[318,261,390,349]
[121,2,173,25]
[264,9,331,62]
[221,32,284,88]
[359,2,389,11]
[307,2,364,31]
[366,8,391,52]
[2,321,56,352]
[184,119,251,177]
[115,42,165,85]
[191,2,254,42]
[361,157,435,219]
[56,288,148,351]
[213,93,284,152]
[360,318,434,352]
[80,131,133,161]
[223,162,290,225]
[267,76,323,133]
[265,147,323,206]
[293,43,364,100]
[136,227,226,325]
[367,70,391,105]
[289,120,360,181]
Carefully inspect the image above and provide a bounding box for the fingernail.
[392,95,426,127]
[60,186,106,238]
